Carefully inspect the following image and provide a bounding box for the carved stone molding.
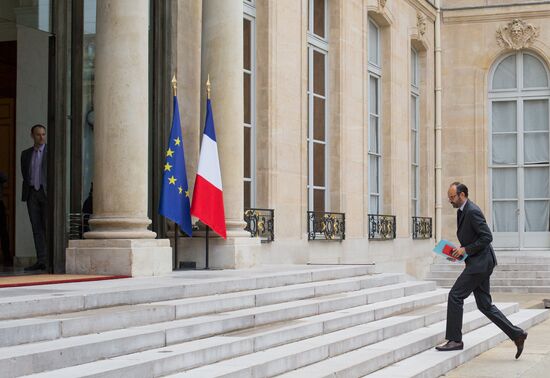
[496,19,539,50]
[417,13,426,36]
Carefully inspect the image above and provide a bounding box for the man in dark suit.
[435,182,528,359]
[21,124,48,271]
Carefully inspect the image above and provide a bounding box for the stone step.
[24,292,481,378]
[275,302,522,378]
[364,309,549,377]
[427,270,550,279]
[0,281,437,377]
[0,272,404,348]
[162,303,519,378]
[430,263,550,272]
[0,265,377,320]
[490,286,550,293]
[431,278,550,287]
[492,255,550,264]
[434,254,550,265]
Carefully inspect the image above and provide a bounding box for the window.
[490,52,550,236]
[368,18,381,214]
[307,0,328,212]
[243,2,256,208]
[410,48,420,217]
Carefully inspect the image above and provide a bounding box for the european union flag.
[158,95,192,236]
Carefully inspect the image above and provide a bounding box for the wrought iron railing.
[68,213,92,240]
[244,208,274,242]
[368,214,396,240]
[412,216,432,239]
[307,211,345,241]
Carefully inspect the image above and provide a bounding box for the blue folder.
[433,239,468,261]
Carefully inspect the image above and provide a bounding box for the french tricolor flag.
[191,98,227,239]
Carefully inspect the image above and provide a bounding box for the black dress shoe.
[24,262,46,272]
[435,340,464,351]
[514,331,528,359]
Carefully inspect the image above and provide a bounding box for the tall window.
[410,48,420,217]
[243,1,256,208]
[307,0,328,212]
[489,52,550,242]
[368,18,381,214]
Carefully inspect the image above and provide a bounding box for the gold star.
[168,176,177,185]
[164,162,172,171]
[166,148,174,157]
[174,137,181,146]
[185,190,190,198]
[178,186,183,194]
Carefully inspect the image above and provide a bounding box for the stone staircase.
[427,251,550,293]
[0,265,547,378]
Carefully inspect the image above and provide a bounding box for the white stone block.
[66,239,173,277]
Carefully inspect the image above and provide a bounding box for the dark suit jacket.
[21,145,47,202]
[457,199,498,274]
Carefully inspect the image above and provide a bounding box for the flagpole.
[205,226,210,269]
[204,75,211,270]
[172,74,179,270]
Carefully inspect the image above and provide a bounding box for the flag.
[158,95,193,236]
[190,98,227,239]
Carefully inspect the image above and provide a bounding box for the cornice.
[405,0,437,22]
[442,5,550,24]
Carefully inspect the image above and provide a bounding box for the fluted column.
[85,0,155,239]
[201,0,247,237]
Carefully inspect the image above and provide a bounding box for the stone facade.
[65,0,550,277]
[440,0,550,245]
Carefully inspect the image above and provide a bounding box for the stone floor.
[443,293,550,378]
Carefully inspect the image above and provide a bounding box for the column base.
[66,239,172,277]
[177,235,262,269]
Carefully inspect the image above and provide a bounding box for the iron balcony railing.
[244,208,275,242]
[368,214,396,240]
[412,216,432,239]
[307,211,345,241]
[68,213,92,240]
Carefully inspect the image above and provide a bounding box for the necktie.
[457,209,463,227]
[33,149,40,190]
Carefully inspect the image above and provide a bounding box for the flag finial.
[206,75,211,99]
[171,74,177,96]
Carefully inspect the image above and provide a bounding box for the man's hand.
[451,247,466,259]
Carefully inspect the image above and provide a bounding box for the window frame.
[307,0,329,212]
[243,3,256,208]
[368,17,382,214]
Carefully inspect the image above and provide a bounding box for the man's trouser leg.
[473,273,524,340]
[445,270,486,342]
[26,188,47,264]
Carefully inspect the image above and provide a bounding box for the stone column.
[201,0,247,236]
[66,0,171,276]
[178,0,260,268]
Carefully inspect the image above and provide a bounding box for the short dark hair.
[451,181,469,197]
[31,124,46,134]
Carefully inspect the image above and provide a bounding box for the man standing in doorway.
[435,182,528,359]
[21,124,47,271]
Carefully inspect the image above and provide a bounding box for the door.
[490,52,550,249]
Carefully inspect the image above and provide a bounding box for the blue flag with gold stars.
[158,95,192,236]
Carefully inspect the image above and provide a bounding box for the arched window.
[489,52,550,248]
